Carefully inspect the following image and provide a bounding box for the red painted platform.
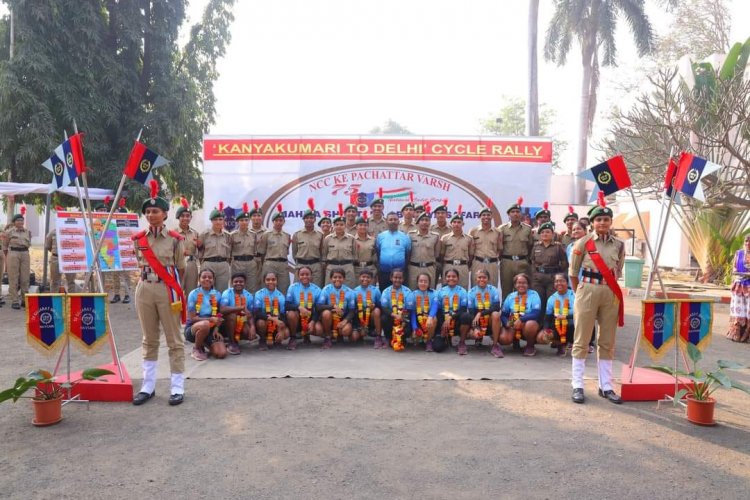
[620,364,692,401]
[55,363,133,402]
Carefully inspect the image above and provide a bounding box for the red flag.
[663,158,678,196]
[68,133,87,174]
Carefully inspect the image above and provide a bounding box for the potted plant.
[0,368,114,426]
[650,343,750,426]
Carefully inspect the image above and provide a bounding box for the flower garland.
[196,290,219,326]
[443,293,459,335]
[330,289,345,339]
[554,297,570,344]
[357,289,372,333]
[476,291,490,335]
[264,295,279,344]
[299,290,313,335]
[416,293,430,339]
[512,293,527,340]
[234,292,246,342]
[391,289,405,351]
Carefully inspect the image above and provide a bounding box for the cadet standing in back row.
[175,197,200,293]
[229,203,257,293]
[46,228,76,292]
[498,197,533,300]
[323,207,357,288]
[292,199,325,287]
[469,202,502,288]
[197,204,232,292]
[440,206,473,289]
[408,209,440,290]
[248,201,267,292]
[260,204,292,294]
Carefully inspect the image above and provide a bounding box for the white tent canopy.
[0,182,114,199]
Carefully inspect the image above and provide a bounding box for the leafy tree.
[543,0,656,203]
[370,119,412,135]
[656,0,731,64]
[479,96,567,170]
[601,38,750,282]
[0,0,235,209]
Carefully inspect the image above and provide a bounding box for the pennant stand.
[58,129,127,387]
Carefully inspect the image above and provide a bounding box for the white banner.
[202,135,553,232]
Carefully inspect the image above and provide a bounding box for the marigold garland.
[554,297,570,344]
[391,289,405,351]
[513,293,527,340]
[330,290,346,339]
[299,290,313,335]
[264,295,279,344]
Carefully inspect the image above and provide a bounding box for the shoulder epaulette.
[131,229,147,241]
[168,230,184,240]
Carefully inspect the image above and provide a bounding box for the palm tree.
[544,0,655,203]
[527,0,540,136]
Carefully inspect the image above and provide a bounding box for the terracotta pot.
[686,395,716,426]
[32,396,63,427]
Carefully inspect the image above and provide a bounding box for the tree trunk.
[575,38,596,204]
[526,0,540,137]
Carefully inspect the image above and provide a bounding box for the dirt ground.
[1,275,749,499]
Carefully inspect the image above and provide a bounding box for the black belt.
[535,266,561,274]
[51,253,58,258]
[354,261,374,267]
[475,257,498,264]
[233,255,254,262]
[296,258,320,264]
[409,261,435,268]
[203,257,227,263]
[582,269,604,280]
[502,255,527,261]
[10,246,28,252]
[266,257,287,262]
[186,256,196,262]
[443,259,468,266]
[327,259,353,265]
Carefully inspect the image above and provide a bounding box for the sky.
[189,0,749,173]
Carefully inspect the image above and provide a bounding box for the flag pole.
[42,189,52,291]
[82,128,142,287]
[627,187,667,295]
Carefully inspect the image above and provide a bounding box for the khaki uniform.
[229,228,257,293]
[292,228,324,287]
[399,221,416,234]
[569,232,625,360]
[531,240,568,324]
[533,229,561,243]
[368,216,387,237]
[198,229,232,291]
[134,227,186,374]
[322,232,357,288]
[344,224,358,236]
[6,227,31,305]
[353,234,378,284]
[110,271,132,297]
[45,231,76,292]
[260,229,292,294]
[440,232,474,289]
[0,231,6,299]
[498,222,533,300]
[408,230,440,290]
[560,232,574,248]
[248,226,267,291]
[176,225,200,293]
[469,225,501,288]
[430,223,452,282]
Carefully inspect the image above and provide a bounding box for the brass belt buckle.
[147,273,158,282]
[452,260,461,266]
[483,258,491,264]
[359,261,367,267]
[512,255,520,261]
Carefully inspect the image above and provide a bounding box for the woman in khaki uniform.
[353,212,377,286]
[132,181,186,406]
[197,204,232,292]
[292,200,324,287]
[6,212,32,309]
[439,207,474,289]
[260,205,292,295]
[175,197,200,294]
[498,198,533,301]
[408,211,440,290]
[230,203,257,292]
[323,209,357,288]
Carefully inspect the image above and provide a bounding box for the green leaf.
[686,343,703,364]
[729,379,750,395]
[81,368,115,381]
[717,359,744,370]
[719,42,743,80]
[674,388,689,400]
[710,371,732,388]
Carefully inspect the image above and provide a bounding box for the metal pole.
[42,191,52,291]
[628,188,667,295]
[82,175,127,286]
